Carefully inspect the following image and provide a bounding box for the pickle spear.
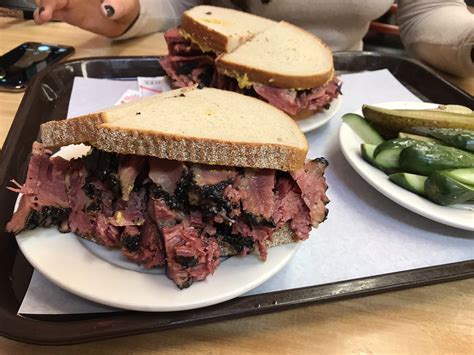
[389,172,427,197]
[398,132,444,144]
[425,171,474,206]
[425,128,474,152]
[342,113,384,145]
[399,144,474,176]
[362,105,474,137]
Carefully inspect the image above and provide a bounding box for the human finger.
[33,0,58,24]
[100,0,139,21]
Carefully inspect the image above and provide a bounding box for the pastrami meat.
[6,143,329,288]
[6,142,70,234]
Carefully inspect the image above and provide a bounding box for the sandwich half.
[6,87,329,289]
[159,5,342,118]
[179,5,276,53]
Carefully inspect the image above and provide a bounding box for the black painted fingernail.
[104,5,115,17]
[39,6,45,14]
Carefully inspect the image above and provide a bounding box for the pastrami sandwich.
[6,87,329,289]
[159,5,342,119]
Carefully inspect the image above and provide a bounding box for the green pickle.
[362,105,474,135]
[342,113,384,145]
[425,171,474,205]
[389,173,427,196]
[345,104,474,207]
[425,128,474,152]
[399,144,474,176]
[373,138,428,171]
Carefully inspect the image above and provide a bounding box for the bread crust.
[181,6,274,53]
[181,13,230,53]
[219,224,298,256]
[216,58,334,90]
[40,113,103,148]
[39,86,309,171]
[41,114,307,171]
[95,126,306,171]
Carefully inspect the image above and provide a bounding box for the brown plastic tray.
[0,52,472,345]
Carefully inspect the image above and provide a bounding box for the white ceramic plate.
[297,95,342,133]
[14,145,300,312]
[17,230,299,312]
[339,101,474,231]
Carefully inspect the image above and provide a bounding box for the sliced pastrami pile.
[118,155,146,201]
[231,220,274,260]
[111,189,146,227]
[272,176,312,240]
[121,213,165,269]
[177,164,237,223]
[216,222,255,256]
[191,164,237,186]
[149,158,186,196]
[164,27,204,56]
[238,168,275,226]
[6,142,330,289]
[68,150,148,247]
[253,78,342,116]
[162,219,220,289]
[6,142,70,234]
[148,158,187,227]
[82,148,121,198]
[291,158,330,227]
[66,161,120,247]
[159,28,216,89]
[149,196,185,227]
[159,56,216,89]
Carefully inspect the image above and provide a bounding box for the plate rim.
[16,228,301,312]
[338,101,474,231]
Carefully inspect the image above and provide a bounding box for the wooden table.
[0,17,473,353]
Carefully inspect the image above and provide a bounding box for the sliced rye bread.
[216,21,334,90]
[40,87,196,148]
[40,87,308,171]
[181,5,275,53]
[95,87,308,171]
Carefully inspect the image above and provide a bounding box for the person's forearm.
[398,0,474,77]
[115,0,202,40]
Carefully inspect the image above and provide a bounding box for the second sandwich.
[159,5,342,118]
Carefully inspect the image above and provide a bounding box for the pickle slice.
[389,172,427,197]
[362,105,474,135]
[342,113,384,145]
[398,132,443,144]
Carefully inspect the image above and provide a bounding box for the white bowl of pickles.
[339,101,474,231]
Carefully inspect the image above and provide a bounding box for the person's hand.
[33,0,140,37]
